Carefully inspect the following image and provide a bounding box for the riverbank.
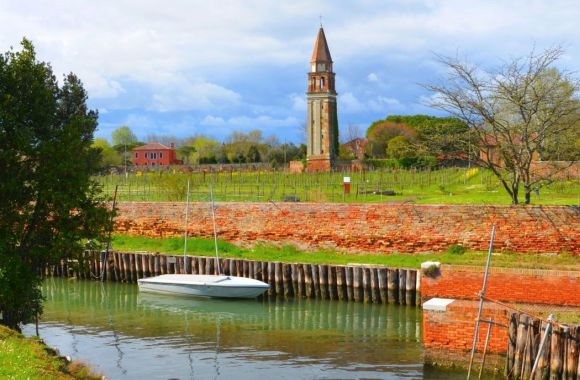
[0,325,102,379]
[110,235,580,270]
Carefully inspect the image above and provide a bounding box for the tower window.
[320,77,325,89]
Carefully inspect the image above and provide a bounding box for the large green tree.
[0,39,111,330]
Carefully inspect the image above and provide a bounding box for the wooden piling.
[267,262,276,296]
[513,314,529,378]
[304,264,313,298]
[274,262,283,295]
[370,267,381,304]
[318,265,328,300]
[398,269,406,305]
[328,266,338,300]
[378,268,388,304]
[198,257,206,275]
[362,267,372,303]
[296,264,305,298]
[550,325,564,379]
[406,270,417,305]
[345,266,354,302]
[254,261,262,282]
[387,268,398,304]
[311,264,320,299]
[283,263,293,298]
[336,266,346,301]
[353,266,363,303]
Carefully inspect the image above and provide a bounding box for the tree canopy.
[0,39,111,329]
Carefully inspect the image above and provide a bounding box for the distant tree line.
[93,127,306,170]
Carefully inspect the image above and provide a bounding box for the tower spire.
[310,26,333,64]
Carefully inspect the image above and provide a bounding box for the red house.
[132,142,182,167]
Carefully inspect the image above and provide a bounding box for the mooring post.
[530,314,555,379]
[467,224,496,379]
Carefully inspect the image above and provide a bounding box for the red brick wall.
[423,300,510,354]
[114,202,579,254]
[306,159,332,172]
[422,266,580,306]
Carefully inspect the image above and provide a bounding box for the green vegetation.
[97,167,579,205]
[0,39,111,330]
[111,235,580,270]
[0,325,101,379]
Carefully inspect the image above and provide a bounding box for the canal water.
[23,278,467,379]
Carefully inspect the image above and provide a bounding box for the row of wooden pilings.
[506,313,580,379]
[46,250,421,305]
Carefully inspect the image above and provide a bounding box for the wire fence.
[95,167,578,204]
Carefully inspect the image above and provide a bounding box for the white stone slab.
[422,297,455,311]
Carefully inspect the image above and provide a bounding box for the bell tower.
[306,26,338,172]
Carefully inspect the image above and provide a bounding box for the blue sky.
[1,0,579,144]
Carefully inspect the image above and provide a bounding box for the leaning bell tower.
[306,26,338,172]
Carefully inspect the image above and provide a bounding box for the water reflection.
[23,278,464,379]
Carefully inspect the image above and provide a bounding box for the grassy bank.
[111,235,579,270]
[0,325,101,379]
[97,168,580,205]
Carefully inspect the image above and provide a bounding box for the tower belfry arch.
[306,26,338,172]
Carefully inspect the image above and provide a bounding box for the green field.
[111,235,580,270]
[0,325,101,380]
[97,167,579,205]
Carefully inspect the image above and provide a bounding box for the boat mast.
[183,179,190,272]
[210,181,222,275]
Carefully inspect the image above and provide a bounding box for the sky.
[1,0,579,144]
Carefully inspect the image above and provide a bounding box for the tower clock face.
[317,63,326,71]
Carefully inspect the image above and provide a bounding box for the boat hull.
[137,274,269,299]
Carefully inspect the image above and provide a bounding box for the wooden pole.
[346,266,354,302]
[398,269,406,305]
[336,266,346,301]
[362,267,371,303]
[378,268,388,304]
[318,265,328,300]
[387,268,399,304]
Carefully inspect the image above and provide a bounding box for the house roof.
[133,142,172,151]
[310,27,332,63]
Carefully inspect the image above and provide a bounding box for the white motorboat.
[138,274,269,299]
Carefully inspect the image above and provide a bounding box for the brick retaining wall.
[114,202,579,254]
[422,265,580,306]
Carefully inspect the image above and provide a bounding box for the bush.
[422,264,440,278]
[447,244,467,255]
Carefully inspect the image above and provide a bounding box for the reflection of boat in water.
[138,274,270,299]
[137,291,263,315]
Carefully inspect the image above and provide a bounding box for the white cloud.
[341,92,403,114]
[340,92,364,113]
[150,78,241,112]
[367,73,379,82]
[201,115,226,127]
[289,93,307,112]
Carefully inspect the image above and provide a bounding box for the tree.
[426,47,580,204]
[111,125,138,147]
[384,115,471,158]
[386,136,413,160]
[93,138,122,168]
[365,120,417,158]
[0,39,111,330]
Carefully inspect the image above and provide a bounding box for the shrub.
[447,244,467,255]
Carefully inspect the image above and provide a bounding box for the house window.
[145,152,148,159]
[160,152,163,159]
[135,152,139,158]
